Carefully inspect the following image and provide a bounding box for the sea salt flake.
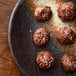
[29,29,32,33]
[37,52,39,55]
[64,30,69,34]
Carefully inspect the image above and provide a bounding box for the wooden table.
[0,0,23,76]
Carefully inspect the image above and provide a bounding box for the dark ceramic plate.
[8,0,76,76]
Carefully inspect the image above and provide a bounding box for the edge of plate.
[8,0,25,75]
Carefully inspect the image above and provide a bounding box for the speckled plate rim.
[8,0,25,75]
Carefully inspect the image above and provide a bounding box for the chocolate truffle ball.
[33,28,50,47]
[36,51,56,69]
[56,27,76,45]
[58,2,76,21]
[34,6,52,22]
[61,54,76,72]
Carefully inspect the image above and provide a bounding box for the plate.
[8,0,76,76]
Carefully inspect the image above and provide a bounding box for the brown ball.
[61,54,76,72]
[58,2,76,21]
[56,27,76,45]
[33,28,50,47]
[36,51,56,69]
[34,6,52,22]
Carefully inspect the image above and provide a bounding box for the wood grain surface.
[0,0,23,76]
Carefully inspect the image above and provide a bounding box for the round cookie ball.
[58,2,76,21]
[36,51,56,69]
[56,27,76,45]
[61,54,76,72]
[34,6,52,22]
[33,28,50,47]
